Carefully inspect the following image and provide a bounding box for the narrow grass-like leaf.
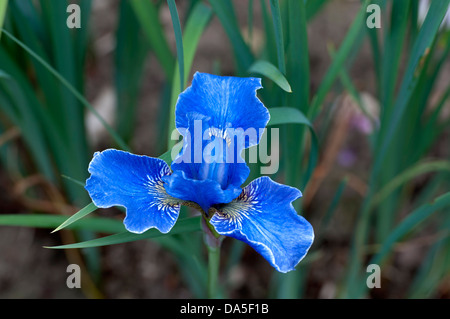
[269,0,286,74]
[167,0,184,90]
[51,202,98,233]
[0,214,125,234]
[260,0,277,67]
[208,0,254,73]
[130,0,174,78]
[356,193,450,298]
[349,192,450,298]
[249,60,292,92]
[380,0,410,112]
[0,29,130,152]
[287,0,309,111]
[370,161,450,210]
[320,177,348,233]
[0,0,7,38]
[372,0,450,179]
[267,107,318,187]
[370,192,450,275]
[309,0,369,118]
[115,0,149,142]
[61,175,86,188]
[267,106,310,127]
[46,217,202,249]
[305,0,329,21]
[408,218,450,298]
[0,69,10,79]
[39,0,88,172]
[167,2,212,148]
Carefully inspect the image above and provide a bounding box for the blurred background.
[0,0,449,298]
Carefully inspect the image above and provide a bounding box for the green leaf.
[51,202,98,233]
[287,0,309,111]
[0,214,125,233]
[115,0,149,142]
[167,0,184,90]
[350,192,450,298]
[370,161,450,210]
[130,0,174,78]
[309,0,369,118]
[267,107,318,187]
[0,29,130,152]
[372,191,450,269]
[46,217,202,249]
[305,0,329,21]
[372,0,450,179]
[0,0,7,38]
[267,106,310,127]
[269,0,286,74]
[167,2,212,148]
[208,0,254,74]
[0,69,10,79]
[249,60,292,93]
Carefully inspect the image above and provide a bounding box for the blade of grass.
[309,0,369,119]
[167,2,212,148]
[305,0,329,21]
[379,0,410,124]
[260,0,277,67]
[353,193,450,298]
[167,0,184,90]
[74,0,92,87]
[0,66,55,181]
[353,192,450,297]
[0,0,7,38]
[370,160,450,211]
[61,175,86,188]
[267,107,318,188]
[0,29,129,152]
[0,69,10,79]
[287,0,309,112]
[115,0,149,143]
[408,218,450,298]
[269,0,286,74]
[130,0,174,79]
[267,106,310,127]
[10,0,66,131]
[248,60,292,92]
[51,202,98,233]
[208,0,254,74]
[372,0,450,179]
[46,217,202,249]
[344,0,450,297]
[285,0,311,202]
[0,214,125,234]
[39,0,88,168]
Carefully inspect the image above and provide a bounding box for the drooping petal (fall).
[210,176,314,273]
[85,149,181,234]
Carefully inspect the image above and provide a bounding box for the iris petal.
[175,72,270,149]
[210,176,314,273]
[162,170,242,214]
[85,149,181,234]
[164,112,250,212]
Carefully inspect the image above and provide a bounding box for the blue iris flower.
[85,72,314,273]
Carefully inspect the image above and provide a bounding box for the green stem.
[207,244,221,299]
